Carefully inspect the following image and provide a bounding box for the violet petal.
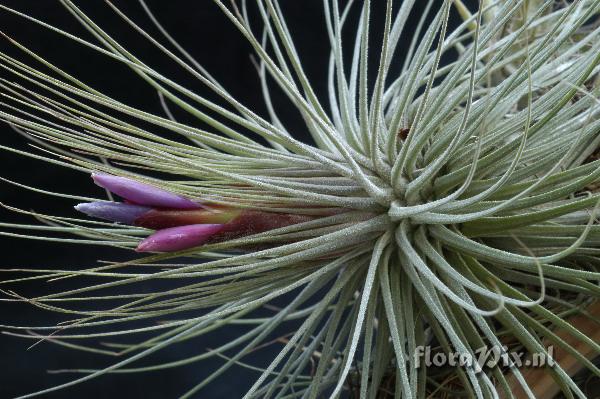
[75,202,152,225]
[92,173,201,209]
[136,224,224,253]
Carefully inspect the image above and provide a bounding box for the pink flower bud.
[136,224,224,253]
[75,202,152,225]
[92,173,201,209]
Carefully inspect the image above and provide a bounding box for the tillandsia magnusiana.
[0,0,600,398]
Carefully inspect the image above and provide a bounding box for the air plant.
[0,0,600,398]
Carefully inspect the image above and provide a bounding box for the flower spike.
[77,200,315,253]
[136,224,224,253]
[75,202,152,225]
[92,173,201,209]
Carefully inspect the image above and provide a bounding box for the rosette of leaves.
[1,0,600,398]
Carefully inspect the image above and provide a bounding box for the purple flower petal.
[75,202,152,225]
[136,224,224,253]
[92,173,201,209]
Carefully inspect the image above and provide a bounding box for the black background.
[0,1,473,398]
